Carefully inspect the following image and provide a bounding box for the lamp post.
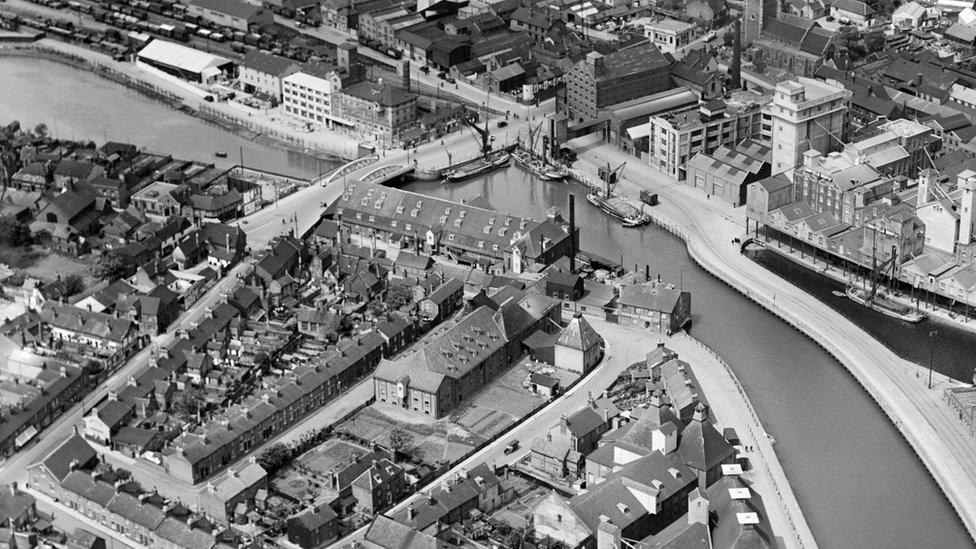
[928,329,939,389]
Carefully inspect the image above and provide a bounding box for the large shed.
[137,39,235,83]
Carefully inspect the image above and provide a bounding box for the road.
[0,260,249,546]
[568,133,976,541]
[665,332,815,548]
[332,310,665,547]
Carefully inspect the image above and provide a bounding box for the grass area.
[0,244,45,270]
[0,244,95,286]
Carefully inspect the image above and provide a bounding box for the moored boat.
[444,151,510,182]
[587,191,651,227]
[846,286,927,323]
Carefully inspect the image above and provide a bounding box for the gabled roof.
[40,434,97,482]
[107,492,166,530]
[240,50,298,77]
[364,515,440,548]
[569,451,695,532]
[618,282,683,313]
[61,471,116,507]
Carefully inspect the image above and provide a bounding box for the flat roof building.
[769,77,852,180]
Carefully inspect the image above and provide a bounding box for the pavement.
[568,133,976,542]
[665,332,815,549]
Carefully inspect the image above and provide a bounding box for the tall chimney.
[568,194,576,274]
[731,17,742,90]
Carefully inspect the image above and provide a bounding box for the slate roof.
[41,434,97,482]
[590,42,669,82]
[53,159,96,179]
[94,399,134,429]
[569,451,696,532]
[290,504,338,531]
[240,50,298,77]
[0,487,35,524]
[155,517,216,549]
[618,282,683,313]
[678,403,734,472]
[61,472,116,507]
[374,306,506,392]
[364,515,440,548]
[107,492,166,530]
[556,314,602,351]
[41,302,134,344]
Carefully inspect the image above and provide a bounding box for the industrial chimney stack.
[569,194,576,274]
[731,17,742,90]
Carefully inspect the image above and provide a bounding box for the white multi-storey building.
[768,77,852,180]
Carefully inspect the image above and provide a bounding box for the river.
[0,56,337,179]
[3,55,971,548]
[404,169,973,549]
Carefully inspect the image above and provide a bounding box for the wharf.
[569,134,976,543]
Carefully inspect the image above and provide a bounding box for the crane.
[597,161,626,198]
[866,245,898,303]
[529,121,544,156]
[459,106,493,157]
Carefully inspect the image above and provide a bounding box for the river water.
[0,57,337,179]
[405,169,973,548]
[3,56,971,548]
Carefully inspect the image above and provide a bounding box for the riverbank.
[754,237,976,337]
[0,40,361,161]
[666,332,817,548]
[567,134,976,542]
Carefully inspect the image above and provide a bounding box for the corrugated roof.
[138,39,231,74]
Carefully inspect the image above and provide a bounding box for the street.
[569,133,976,540]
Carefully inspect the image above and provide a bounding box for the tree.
[388,427,411,452]
[62,273,85,296]
[90,252,130,280]
[257,443,293,473]
[723,30,734,48]
[386,284,413,309]
[33,123,48,139]
[170,385,206,416]
[0,217,31,246]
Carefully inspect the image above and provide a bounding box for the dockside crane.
[459,106,493,158]
[865,245,898,303]
[597,161,626,199]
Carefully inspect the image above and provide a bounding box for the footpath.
[666,333,816,548]
[569,134,976,542]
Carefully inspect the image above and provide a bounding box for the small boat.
[831,290,847,297]
[215,151,228,158]
[846,286,927,323]
[444,151,510,182]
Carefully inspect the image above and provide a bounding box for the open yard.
[453,359,548,440]
[336,406,477,467]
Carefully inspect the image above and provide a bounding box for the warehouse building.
[137,39,235,83]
